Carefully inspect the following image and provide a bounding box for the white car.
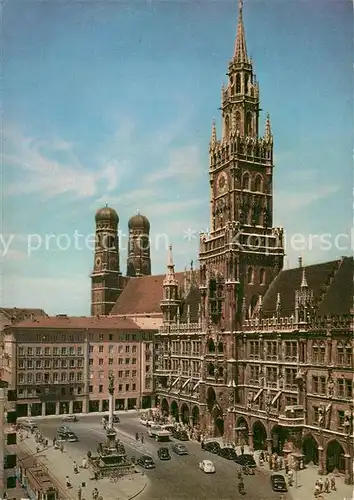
[140,418,148,426]
[199,459,215,474]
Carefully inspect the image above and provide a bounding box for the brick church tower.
[198,0,284,431]
[90,205,121,315]
[127,212,151,277]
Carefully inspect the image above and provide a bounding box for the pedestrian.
[60,443,64,453]
[66,476,72,488]
[36,444,40,453]
[314,484,320,497]
[53,437,56,447]
[141,434,144,444]
[78,486,82,500]
[73,461,78,474]
[330,477,336,491]
[324,477,330,493]
[318,477,323,492]
[285,463,289,475]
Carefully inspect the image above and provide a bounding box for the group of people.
[314,476,337,496]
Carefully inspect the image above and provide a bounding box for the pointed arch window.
[224,115,230,139]
[254,175,263,192]
[242,173,250,190]
[235,111,241,133]
[259,268,265,285]
[247,267,254,284]
[246,112,253,136]
[244,74,249,94]
[236,74,241,93]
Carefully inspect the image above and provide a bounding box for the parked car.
[172,443,188,455]
[218,447,238,460]
[21,419,38,431]
[235,454,257,467]
[136,455,155,469]
[199,459,216,474]
[203,441,221,454]
[172,429,189,441]
[270,474,288,492]
[66,431,79,442]
[157,447,171,460]
[61,414,78,422]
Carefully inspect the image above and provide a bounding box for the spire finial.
[234,0,248,62]
[301,267,308,288]
[105,201,108,208]
[210,120,217,149]
[167,245,174,268]
[264,113,272,142]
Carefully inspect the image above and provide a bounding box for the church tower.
[160,245,181,324]
[199,0,284,332]
[127,212,151,277]
[91,205,121,316]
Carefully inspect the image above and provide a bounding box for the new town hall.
[3,0,353,485]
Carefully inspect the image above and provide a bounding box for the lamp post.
[343,406,354,485]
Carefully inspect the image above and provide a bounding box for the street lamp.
[343,406,353,485]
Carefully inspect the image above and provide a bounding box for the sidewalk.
[19,433,148,500]
[17,409,140,421]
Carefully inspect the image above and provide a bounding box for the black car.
[271,474,288,492]
[172,430,189,441]
[235,454,256,467]
[137,455,155,469]
[218,447,238,460]
[157,447,171,460]
[103,414,120,423]
[172,443,188,455]
[203,441,221,454]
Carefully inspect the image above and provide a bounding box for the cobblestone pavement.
[19,430,148,500]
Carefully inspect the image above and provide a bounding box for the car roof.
[142,455,153,459]
[203,460,213,465]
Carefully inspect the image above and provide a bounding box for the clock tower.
[91,204,121,316]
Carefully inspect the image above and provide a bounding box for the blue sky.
[1,0,352,315]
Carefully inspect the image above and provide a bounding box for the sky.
[1,0,353,315]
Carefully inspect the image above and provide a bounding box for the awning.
[172,377,180,387]
[271,391,282,405]
[182,378,190,389]
[193,380,201,391]
[253,387,263,402]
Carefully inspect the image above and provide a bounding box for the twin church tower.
[90,206,151,316]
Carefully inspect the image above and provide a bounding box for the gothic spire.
[234,0,248,63]
[210,120,217,150]
[301,266,308,288]
[264,113,273,143]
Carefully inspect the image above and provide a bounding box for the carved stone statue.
[108,373,115,395]
[327,377,334,398]
[318,405,325,428]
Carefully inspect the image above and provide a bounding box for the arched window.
[247,267,254,284]
[235,111,241,133]
[319,342,326,364]
[244,74,249,94]
[246,112,253,136]
[218,342,223,353]
[208,338,215,353]
[236,74,241,93]
[208,363,215,376]
[254,175,262,192]
[242,173,250,190]
[224,115,230,139]
[259,268,265,285]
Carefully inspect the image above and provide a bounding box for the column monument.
[108,373,115,430]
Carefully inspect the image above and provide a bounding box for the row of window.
[170,340,202,356]
[89,344,149,354]
[18,386,83,398]
[89,357,139,366]
[312,376,353,399]
[248,365,297,388]
[18,371,82,384]
[249,341,298,360]
[30,332,153,343]
[89,370,138,380]
[89,383,137,393]
[19,358,83,369]
[18,346,83,356]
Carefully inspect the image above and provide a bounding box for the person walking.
[78,486,82,500]
[330,477,336,491]
[324,477,330,493]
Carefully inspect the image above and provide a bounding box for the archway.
[170,400,179,422]
[253,421,267,450]
[161,398,169,417]
[215,418,224,437]
[192,406,200,426]
[180,403,189,424]
[271,425,289,455]
[236,417,249,445]
[302,434,319,465]
[206,387,217,412]
[326,440,345,473]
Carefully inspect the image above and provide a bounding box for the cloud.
[275,185,340,213]
[145,145,205,184]
[3,127,122,199]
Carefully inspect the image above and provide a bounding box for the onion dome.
[95,204,119,224]
[128,213,150,232]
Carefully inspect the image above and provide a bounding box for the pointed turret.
[301,267,308,289]
[161,245,181,324]
[209,120,217,151]
[164,245,178,287]
[234,0,248,63]
[264,113,273,143]
[276,292,282,318]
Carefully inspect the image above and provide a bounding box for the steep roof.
[263,257,353,317]
[0,308,47,322]
[110,272,184,315]
[5,315,141,330]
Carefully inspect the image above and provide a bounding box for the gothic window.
[244,74,249,94]
[246,112,253,136]
[208,338,215,353]
[247,267,254,284]
[236,73,241,93]
[337,342,344,365]
[319,342,326,364]
[345,342,352,367]
[259,268,265,285]
[242,173,250,190]
[207,363,215,377]
[254,175,262,192]
[235,111,241,133]
[217,342,223,353]
[224,115,230,139]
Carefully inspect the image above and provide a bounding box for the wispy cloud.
[276,185,340,213]
[145,145,204,184]
[3,127,123,199]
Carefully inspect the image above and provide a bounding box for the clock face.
[217,173,228,194]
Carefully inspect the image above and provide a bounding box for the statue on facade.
[318,405,325,428]
[327,376,334,398]
[108,373,115,396]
